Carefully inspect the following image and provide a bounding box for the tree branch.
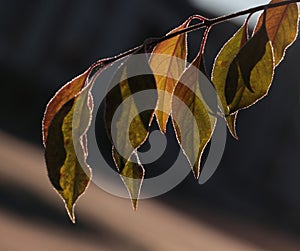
[163,0,300,41]
[94,0,300,68]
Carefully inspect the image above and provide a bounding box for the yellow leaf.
[149,18,191,133]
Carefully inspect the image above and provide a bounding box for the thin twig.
[94,0,300,67]
[163,0,299,41]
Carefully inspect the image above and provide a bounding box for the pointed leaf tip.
[226,113,238,140]
[172,66,216,180]
[106,52,156,208]
[65,202,76,223]
[43,58,114,222]
[45,94,92,223]
[117,151,144,210]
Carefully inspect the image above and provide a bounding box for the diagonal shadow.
[0,175,149,251]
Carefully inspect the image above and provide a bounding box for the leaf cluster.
[42,0,299,222]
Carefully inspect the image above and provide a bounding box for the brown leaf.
[254,0,299,66]
[42,70,90,145]
[43,58,112,222]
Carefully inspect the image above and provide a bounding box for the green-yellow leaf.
[45,88,92,223]
[105,54,157,167]
[254,0,299,66]
[43,59,111,222]
[104,52,157,207]
[149,19,190,133]
[113,148,144,210]
[227,18,274,113]
[212,21,248,138]
[172,54,216,179]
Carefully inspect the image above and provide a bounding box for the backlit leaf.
[212,20,248,138]
[149,18,191,133]
[42,70,90,145]
[254,0,299,66]
[226,112,238,140]
[113,148,144,210]
[43,59,111,222]
[227,17,274,113]
[44,87,92,223]
[104,51,157,207]
[172,29,216,179]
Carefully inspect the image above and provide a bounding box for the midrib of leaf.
[270,6,288,41]
[267,5,290,41]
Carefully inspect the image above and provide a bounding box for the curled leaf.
[212,20,248,138]
[212,14,274,137]
[44,88,92,223]
[43,59,111,222]
[227,16,274,113]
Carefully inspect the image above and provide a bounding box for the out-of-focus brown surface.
[0,131,300,251]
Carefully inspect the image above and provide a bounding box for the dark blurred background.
[1,0,300,250]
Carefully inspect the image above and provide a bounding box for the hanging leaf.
[104,50,157,208]
[44,87,92,223]
[149,18,192,133]
[212,20,248,138]
[172,28,216,179]
[254,0,299,66]
[105,53,157,169]
[226,15,274,113]
[41,2,300,221]
[43,59,112,222]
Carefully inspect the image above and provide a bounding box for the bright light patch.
[189,0,270,27]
